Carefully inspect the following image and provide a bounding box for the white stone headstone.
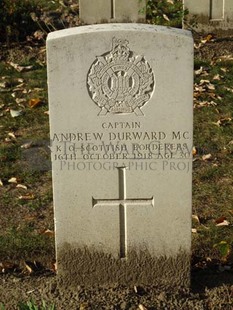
[184,0,233,31]
[79,0,146,24]
[47,24,193,288]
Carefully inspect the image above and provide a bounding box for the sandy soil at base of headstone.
[0,273,232,309]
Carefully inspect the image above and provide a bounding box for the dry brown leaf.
[0,81,9,88]
[8,177,17,183]
[163,14,170,21]
[29,98,43,108]
[224,87,233,93]
[8,62,33,72]
[213,117,232,127]
[40,229,55,236]
[213,74,221,80]
[51,259,57,272]
[202,154,212,161]
[201,34,213,44]
[15,98,26,104]
[194,43,202,49]
[24,261,44,274]
[192,146,197,155]
[199,79,210,85]
[215,216,226,224]
[207,84,215,91]
[10,109,23,118]
[216,220,230,226]
[218,55,233,61]
[195,67,203,76]
[192,215,200,224]
[220,67,227,73]
[19,193,35,200]
[0,261,18,273]
[21,142,33,149]
[16,184,28,190]
[7,132,17,140]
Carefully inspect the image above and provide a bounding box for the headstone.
[184,0,233,31]
[47,24,193,288]
[79,0,111,24]
[79,0,146,24]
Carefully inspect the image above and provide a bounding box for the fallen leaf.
[8,132,16,140]
[199,79,210,85]
[138,304,148,310]
[8,62,33,72]
[192,228,197,233]
[15,98,26,104]
[201,34,213,44]
[16,184,28,190]
[51,259,57,272]
[167,0,174,4]
[0,261,19,273]
[44,110,49,115]
[213,117,232,127]
[19,193,35,200]
[194,43,202,49]
[216,220,230,227]
[215,216,226,224]
[13,83,25,91]
[21,142,33,149]
[202,154,212,161]
[163,14,170,21]
[0,179,3,186]
[218,55,233,61]
[224,87,233,93]
[192,215,200,224]
[192,146,197,155]
[10,109,23,118]
[220,67,227,73]
[195,67,203,76]
[24,261,44,274]
[213,74,221,80]
[0,81,9,88]
[207,83,215,91]
[40,229,54,236]
[8,177,17,184]
[29,98,43,108]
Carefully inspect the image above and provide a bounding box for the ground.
[0,28,233,309]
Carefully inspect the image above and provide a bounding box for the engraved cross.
[111,0,115,19]
[92,167,154,258]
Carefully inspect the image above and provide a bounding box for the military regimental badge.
[87,38,155,116]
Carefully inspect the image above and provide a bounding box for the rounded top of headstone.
[47,24,193,42]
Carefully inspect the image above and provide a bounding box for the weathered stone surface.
[184,0,233,31]
[114,0,146,22]
[79,0,146,24]
[47,24,193,286]
[79,0,112,24]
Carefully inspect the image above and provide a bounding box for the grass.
[192,58,233,261]
[1,300,56,310]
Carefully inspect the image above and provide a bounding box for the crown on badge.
[109,38,130,61]
[87,38,155,116]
